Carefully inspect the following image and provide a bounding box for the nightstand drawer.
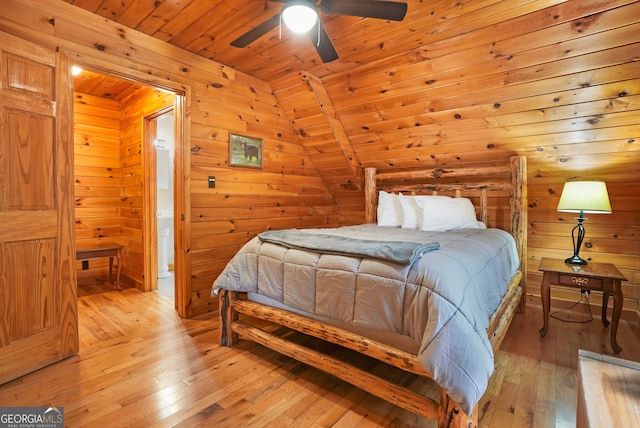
[557,274,602,289]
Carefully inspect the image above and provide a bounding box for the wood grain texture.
[1,0,638,319]
[1,287,639,427]
[73,86,174,290]
[0,35,78,384]
[218,269,523,427]
[577,350,640,428]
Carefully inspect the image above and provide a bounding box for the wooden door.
[0,32,78,384]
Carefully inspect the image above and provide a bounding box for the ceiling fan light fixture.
[282,2,318,34]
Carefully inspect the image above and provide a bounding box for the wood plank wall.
[0,0,338,316]
[269,0,640,315]
[2,0,638,318]
[188,131,340,313]
[119,87,175,287]
[73,92,123,284]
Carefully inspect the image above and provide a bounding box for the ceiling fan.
[230,0,408,63]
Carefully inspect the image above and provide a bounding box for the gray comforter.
[212,224,519,414]
[258,229,440,264]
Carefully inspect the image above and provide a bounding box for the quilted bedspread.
[212,224,519,414]
[258,228,440,264]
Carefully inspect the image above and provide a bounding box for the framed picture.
[229,133,263,169]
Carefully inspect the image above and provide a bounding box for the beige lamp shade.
[557,181,612,214]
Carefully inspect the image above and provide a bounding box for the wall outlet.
[208,176,216,188]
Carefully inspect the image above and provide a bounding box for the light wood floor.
[1,283,639,427]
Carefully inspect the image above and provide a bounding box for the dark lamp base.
[565,255,587,265]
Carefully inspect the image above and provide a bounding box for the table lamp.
[557,180,611,265]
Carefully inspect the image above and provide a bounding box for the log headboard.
[364,155,528,305]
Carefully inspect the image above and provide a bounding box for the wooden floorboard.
[1,285,639,427]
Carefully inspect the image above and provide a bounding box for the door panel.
[4,110,54,210]
[0,32,78,384]
[2,239,57,341]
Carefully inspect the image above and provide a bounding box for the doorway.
[72,65,187,315]
[146,109,176,301]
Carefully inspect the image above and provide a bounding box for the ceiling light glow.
[282,3,318,34]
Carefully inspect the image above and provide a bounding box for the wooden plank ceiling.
[65,0,640,185]
[63,0,420,82]
[73,68,143,100]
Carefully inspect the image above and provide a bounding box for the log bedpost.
[439,389,478,428]
[364,167,377,224]
[480,189,488,226]
[219,289,239,345]
[510,155,528,313]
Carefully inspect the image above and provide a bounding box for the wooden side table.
[76,241,124,290]
[538,257,627,353]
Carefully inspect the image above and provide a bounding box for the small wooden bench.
[76,241,124,290]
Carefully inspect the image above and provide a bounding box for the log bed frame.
[219,155,527,428]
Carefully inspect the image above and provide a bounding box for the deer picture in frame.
[229,133,263,169]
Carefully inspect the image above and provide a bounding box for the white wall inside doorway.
[155,111,175,283]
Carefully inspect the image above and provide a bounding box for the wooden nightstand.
[538,257,627,353]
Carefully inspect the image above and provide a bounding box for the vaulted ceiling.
[66,0,446,183]
[64,0,423,85]
[65,0,640,185]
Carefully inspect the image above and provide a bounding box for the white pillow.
[377,191,403,227]
[420,196,482,231]
[398,193,422,229]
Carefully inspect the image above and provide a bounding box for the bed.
[212,156,527,427]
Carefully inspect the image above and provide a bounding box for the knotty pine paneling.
[73,92,124,286]
[73,86,174,290]
[2,0,339,316]
[6,0,640,319]
[119,86,175,289]
[271,0,640,315]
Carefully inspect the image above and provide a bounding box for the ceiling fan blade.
[309,21,339,63]
[230,14,281,48]
[321,0,407,21]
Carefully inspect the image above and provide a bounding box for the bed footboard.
[219,288,482,428]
